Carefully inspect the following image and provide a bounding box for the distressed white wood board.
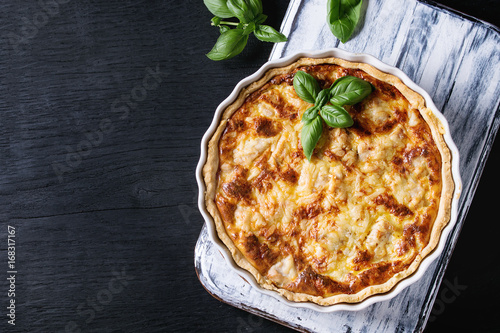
[195,0,500,332]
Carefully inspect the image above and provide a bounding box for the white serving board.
[195,0,500,331]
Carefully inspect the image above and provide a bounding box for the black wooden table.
[1,1,498,332]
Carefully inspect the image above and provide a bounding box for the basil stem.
[327,0,363,43]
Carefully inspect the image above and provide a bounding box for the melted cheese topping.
[215,64,442,298]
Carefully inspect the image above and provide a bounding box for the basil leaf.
[211,16,221,26]
[315,89,331,108]
[293,71,320,104]
[219,25,230,34]
[206,29,249,61]
[247,0,263,17]
[327,0,363,43]
[301,116,323,161]
[254,13,267,25]
[302,106,319,124]
[254,25,288,43]
[204,0,234,18]
[243,22,256,35]
[329,76,372,106]
[320,104,354,128]
[227,0,255,23]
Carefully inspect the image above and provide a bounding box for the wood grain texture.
[0,1,291,332]
[0,0,498,332]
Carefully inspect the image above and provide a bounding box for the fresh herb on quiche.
[204,0,287,61]
[329,75,372,105]
[320,104,354,128]
[293,70,372,160]
[327,0,363,43]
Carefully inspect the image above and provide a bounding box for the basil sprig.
[327,0,363,43]
[204,0,287,61]
[293,71,372,161]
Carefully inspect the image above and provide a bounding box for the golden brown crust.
[203,57,454,305]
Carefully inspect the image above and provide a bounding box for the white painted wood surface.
[195,0,500,331]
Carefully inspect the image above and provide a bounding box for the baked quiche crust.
[203,57,454,305]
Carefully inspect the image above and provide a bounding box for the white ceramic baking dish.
[196,48,462,312]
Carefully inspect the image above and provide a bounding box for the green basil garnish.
[242,21,256,35]
[293,72,373,161]
[254,25,288,43]
[327,0,363,43]
[293,71,320,104]
[205,0,287,61]
[302,106,319,124]
[246,0,263,17]
[301,115,323,161]
[320,104,354,128]
[315,89,331,108]
[204,0,234,18]
[206,29,249,61]
[227,0,255,23]
[329,75,373,106]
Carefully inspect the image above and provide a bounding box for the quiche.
[203,56,454,305]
